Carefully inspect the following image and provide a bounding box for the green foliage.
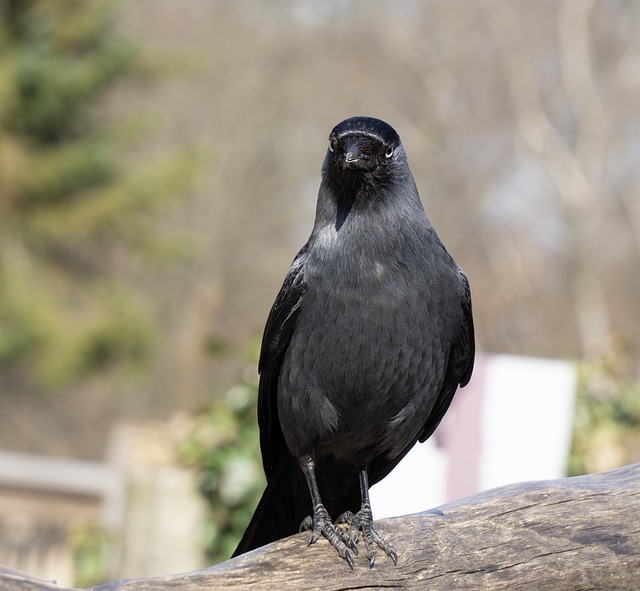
[70,525,112,588]
[568,353,640,476]
[181,367,264,564]
[0,0,200,391]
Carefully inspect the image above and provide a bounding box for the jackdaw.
[233,116,475,568]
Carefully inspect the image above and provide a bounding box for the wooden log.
[2,463,639,591]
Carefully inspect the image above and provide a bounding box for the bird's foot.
[300,504,358,568]
[337,506,398,568]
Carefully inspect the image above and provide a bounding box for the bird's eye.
[329,139,338,153]
[385,146,395,158]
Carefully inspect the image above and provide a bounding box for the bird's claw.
[300,505,358,568]
[337,506,397,567]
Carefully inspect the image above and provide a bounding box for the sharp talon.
[389,549,398,565]
[299,516,313,533]
[338,505,397,567]
[299,505,359,567]
[345,550,354,569]
[298,501,396,567]
[367,546,377,568]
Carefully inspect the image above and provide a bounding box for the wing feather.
[257,245,309,479]
[369,267,475,485]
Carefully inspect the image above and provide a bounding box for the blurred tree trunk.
[483,0,612,357]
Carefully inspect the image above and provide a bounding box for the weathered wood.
[2,464,639,591]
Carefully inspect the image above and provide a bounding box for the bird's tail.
[232,454,309,557]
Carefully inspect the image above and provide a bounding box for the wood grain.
[2,464,639,591]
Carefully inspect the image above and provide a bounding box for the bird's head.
[322,116,404,181]
[316,117,420,230]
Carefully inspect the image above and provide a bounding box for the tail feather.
[232,455,310,557]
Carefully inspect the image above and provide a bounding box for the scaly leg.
[337,466,398,567]
[298,456,359,568]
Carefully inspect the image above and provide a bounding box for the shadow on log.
[2,464,639,591]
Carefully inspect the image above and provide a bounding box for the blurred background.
[0,0,639,586]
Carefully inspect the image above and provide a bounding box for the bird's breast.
[278,246,447,463]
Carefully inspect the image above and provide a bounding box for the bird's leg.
[337,466,398,568]
[298,455,358,568]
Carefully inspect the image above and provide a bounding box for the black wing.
[257,244,309,480]
[418,268,475,442]
[455,269,475,388]
[369,267,475,485]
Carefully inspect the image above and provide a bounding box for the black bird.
[233,116,474,567]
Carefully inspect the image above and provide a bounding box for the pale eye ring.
[385,146,395,158]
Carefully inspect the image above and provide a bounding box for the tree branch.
[2,463,639,590]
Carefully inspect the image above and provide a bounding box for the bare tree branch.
[482,0,611,356]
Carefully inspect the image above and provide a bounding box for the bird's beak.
[342,144,376,172]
